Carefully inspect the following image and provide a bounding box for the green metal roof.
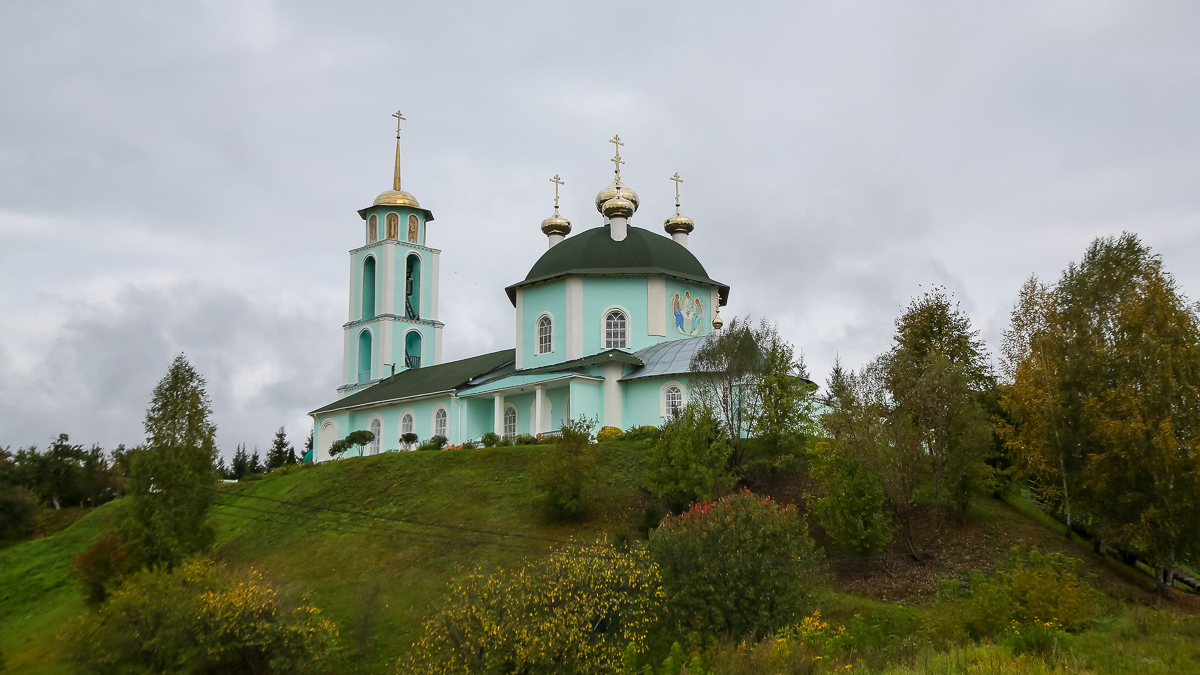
[505,225,730,305]
[310,349,515,415]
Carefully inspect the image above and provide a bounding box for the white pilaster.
[434,324,443,366]
[602,363,622,429]
[534,386,545,435]
[382,244,396,315]
[710,288,720,328]
[430,251,441,321]
[514,289,525,369]
[648,276,666,336]
[347,253,357,322]
[566,276,583,360]
[380,321,393,377]
[494,394,504,435]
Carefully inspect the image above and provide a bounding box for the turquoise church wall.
[581,277,649,353]
[521,281,568,367]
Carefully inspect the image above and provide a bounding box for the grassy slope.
[2,442,1197,674]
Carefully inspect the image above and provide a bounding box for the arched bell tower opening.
[361,256,376,320]
[405,330,423,369]
[357,329,373,383]
[405,254,422,319]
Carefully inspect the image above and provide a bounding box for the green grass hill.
[2,441,1198,674]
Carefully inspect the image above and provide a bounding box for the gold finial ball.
[594,182,639,214]
[602,196,635,219]
[541,213,572,237]
[664,214,695,235]
[373,189,421,208]
[712,311,724,331]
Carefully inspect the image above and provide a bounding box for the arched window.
[368,215,378,243]
[664,384,684,417]
[405,254,422,319]
[369,419,381,455]
[386,213,399,240]
[401,413,414,435]
[361,257,376,320]
[357,329,372,384]
[434,407,448,438]
[405,330,422,369]
[604,309,628,349]
[503,406,517,437]
[408,214,420,243]
[536,315,553,354]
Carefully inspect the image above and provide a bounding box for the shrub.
[401,432,419,448]
[643,403,734,513]
[406,542,662,675]
[536,432,561,445]
[596,426,624,443]
[513,433,537,446]
[418,435,449,451]
[460,440,477,450]
[811,452,892,557]
[0,484,42,540]
[647,489,824,640]
[74,534,132,606]
[480,432,500,448]
[65,558,337,674]
[532,417,596,521]
[958,542,1098,640]
[623,425,661,443]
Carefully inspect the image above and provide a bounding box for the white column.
[534,386,545,435]
[514,290,525,369]
[566,276,583,360]
[647,276,666,336]
[382,244,396,314]
[603,363,622,429]
[672,232,689,247]
[494,394,504,435]
[430,251,441,321]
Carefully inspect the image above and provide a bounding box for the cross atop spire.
[609,134,625,181]
[549,174,564,211]
[391,110,405,191]
[670,172,684,215]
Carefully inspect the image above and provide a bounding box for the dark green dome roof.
[505,225,729,305]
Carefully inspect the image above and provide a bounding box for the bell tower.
[338,111,443,397]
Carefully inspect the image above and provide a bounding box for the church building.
[308,116,729,461]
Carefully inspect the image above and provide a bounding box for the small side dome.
[373,189,421,208]
[602,196,635,219]
[541,211,572,237]
[712,310,724,331]
[594,182,639,214]
[664,213,695,235]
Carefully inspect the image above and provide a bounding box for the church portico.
[308,117,729,461]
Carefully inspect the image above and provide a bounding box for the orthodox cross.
[391,110,406,191]
[550,174,564,210]
[670,172,684,213]
[609,134,625,180]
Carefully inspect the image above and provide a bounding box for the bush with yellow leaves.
[64,558,337,675]
[597,426,624,443]
[405,542,663,675]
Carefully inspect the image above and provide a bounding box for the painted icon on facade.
[671,290,706,336]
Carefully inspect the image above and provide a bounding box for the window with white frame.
[503,406,517,437]
[604,309,628,348]
[664,385,684,417]
[536,314,553,354]
[401,413,414,437]
[434,407,448,438]
[369,419,381,455]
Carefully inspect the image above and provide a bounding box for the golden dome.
[541,209,572,237]
[373,189,421,208]
[602,196,635,219]
[594,181,639,214]
[664,213,695,235]
[712,310,724,331]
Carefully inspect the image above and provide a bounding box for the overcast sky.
[2,0,1198,456]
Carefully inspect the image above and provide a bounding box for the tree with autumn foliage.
[1001,233,1200,597]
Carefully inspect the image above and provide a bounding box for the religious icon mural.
[408,215,420,243]
[670,289,706,336]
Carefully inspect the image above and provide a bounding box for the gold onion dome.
[541,209,572,236]
[373,188,420,208]
[602,195,635,219]
[594,181,639,214]
[712,310,724,331]
[664,213,695,235]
